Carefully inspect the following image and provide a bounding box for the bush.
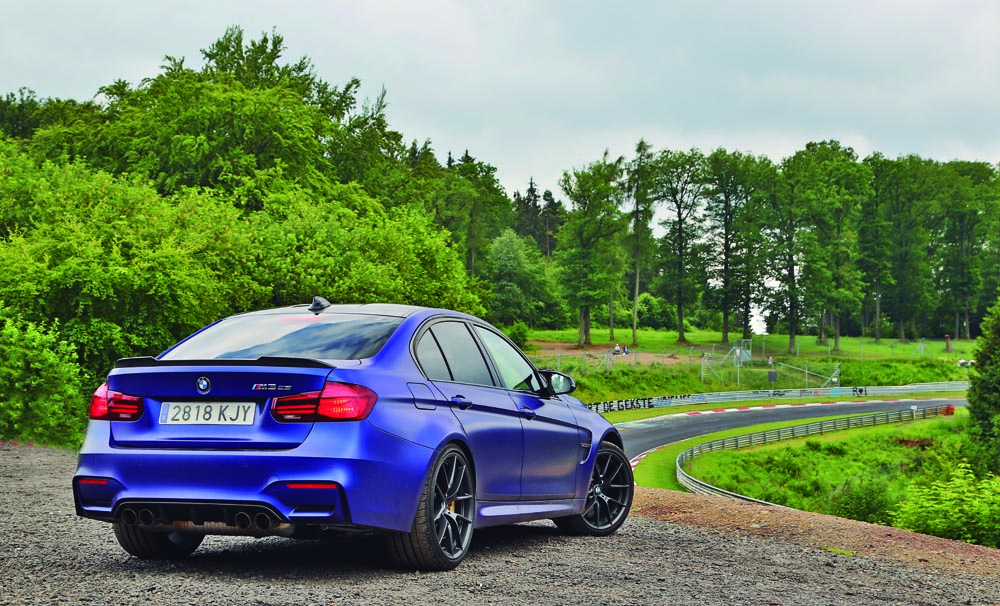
[635,292,675,330]
[691,308,722,332]
[892,462,1000,547]
[830,474,897,524]
[0,306,86,446]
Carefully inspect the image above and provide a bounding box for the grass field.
[526,327,974,403]
[528,327,977,361]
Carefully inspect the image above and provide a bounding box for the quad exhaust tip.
[254,513,273,530]
[120,508,138,525]
[119,507,278,531]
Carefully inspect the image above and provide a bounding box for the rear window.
[160,313,403,361]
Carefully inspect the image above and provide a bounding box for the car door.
[472,325,582,500]
[412,319,524,501]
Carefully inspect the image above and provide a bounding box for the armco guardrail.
[675,404,957,505]
[585,381,967,413]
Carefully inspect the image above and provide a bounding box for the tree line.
[557,141,1000,353]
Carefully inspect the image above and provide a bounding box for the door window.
[414,330,451,381]
[473,326,542,392]
[424,321,494,386]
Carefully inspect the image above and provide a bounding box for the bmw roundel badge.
[196,376,211,394]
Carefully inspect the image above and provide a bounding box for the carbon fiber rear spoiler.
[114,356,335,369]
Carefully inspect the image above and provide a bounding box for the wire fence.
[674,403,957,505]
[531,335,974,376]
[533,349,848,394]
[585,381,967,413]
[532,345,956,393]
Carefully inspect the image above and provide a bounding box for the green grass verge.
[631,408,966,492]
[632,414,859,491]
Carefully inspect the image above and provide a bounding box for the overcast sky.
[3,1,1000,198]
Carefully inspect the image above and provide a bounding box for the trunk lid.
[106,357,335,449]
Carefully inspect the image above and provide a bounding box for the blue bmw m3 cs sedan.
[73,299,633,570]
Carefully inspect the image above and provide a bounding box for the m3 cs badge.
[251,383,292,391]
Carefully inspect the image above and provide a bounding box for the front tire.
[555,441,633,536]
[113,524,204,559]
[386,445,476,571]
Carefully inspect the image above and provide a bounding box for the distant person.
[613,343,621,356]
[623,345,630,355]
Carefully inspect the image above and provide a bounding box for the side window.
[414,330,451,381]
[474,326,541,392]
[428,321,494,386]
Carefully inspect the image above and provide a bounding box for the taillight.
[271,382,377,422]
[89,382,144,421]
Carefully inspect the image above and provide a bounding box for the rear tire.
[113,524,204,559]
[386,445,475,570]
[554,442,633,536]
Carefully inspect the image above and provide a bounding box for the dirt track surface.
[4,443,1000,606]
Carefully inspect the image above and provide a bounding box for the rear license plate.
[159,402,257,425]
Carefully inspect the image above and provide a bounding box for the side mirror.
[539,369,576,395]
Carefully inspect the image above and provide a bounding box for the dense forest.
[2,27,1000,444]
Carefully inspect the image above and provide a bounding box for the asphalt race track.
[617,398,965,460]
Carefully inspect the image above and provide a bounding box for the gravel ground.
[3,443,1000,606]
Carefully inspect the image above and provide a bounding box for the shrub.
[830,474,896,524]
[0,306,86,446]
[892,462,1000,547]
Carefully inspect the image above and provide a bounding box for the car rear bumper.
[73,421,435,533]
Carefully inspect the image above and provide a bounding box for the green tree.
[702,148,768,343]
[859,152,897,343]
[460,153,514,275]
[539,189,566,259]
[199,26,405,199]
[0,88,42,138]
[32,62,334,208]
[512,178,546,252]
[760,152,815,353]
[977,208,1000,328]
[803,141,870,351]
[937,161,995,340]
[247,184,483,315]
[482,229,566,328]
[200,26,358,118]
[653,148,707,343]
[880,155,938,340]
[558,151,627,346]
[27,26,405,211]
[625,139,657,347]
[0,154,263,382]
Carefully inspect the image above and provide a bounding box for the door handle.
[520,406,537,420]
[450,396,473,410]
